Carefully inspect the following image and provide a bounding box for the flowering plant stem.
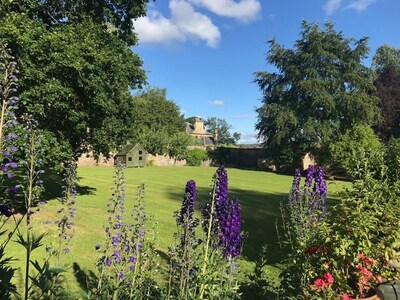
[23,127,37,300]
[199,182,217,299]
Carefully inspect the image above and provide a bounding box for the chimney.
[193,117,205,134]
[213,128,218,145]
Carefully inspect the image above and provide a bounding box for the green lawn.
[3,166,347,295]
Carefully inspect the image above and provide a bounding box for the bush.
[329,124,383,177]
[185,148,208,166]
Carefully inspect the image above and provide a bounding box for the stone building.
[185,117,217,147]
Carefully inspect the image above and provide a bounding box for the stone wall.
[77,152,211,167]
[77,152,114,167]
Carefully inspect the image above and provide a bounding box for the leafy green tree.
[372,45,400,75]
[330,124,383,177]
[0,1,150,160]
[371,46,400,142]
[204,117,240,145]
[373,66,400,142]
[130,87,190,158]
[6,0,151,46]
[254,21,380,169]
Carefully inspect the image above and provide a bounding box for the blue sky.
[132,0,400,144]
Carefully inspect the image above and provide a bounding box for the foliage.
[385,137,400,182]
[239,246,281,299]
[372,45,400,75]
[130,87,190,158]
[199,166,242,299]
[0,43,21,299]
[204,117,241,145]
[312,165,399,299]
[281,157,400,299]
[167,180,200,299]
[0,2,148,160]
[7,0,151,46]
[373,66,400,142]
[254,21,380,170]
[278,166,328,298]
[185,148,208,166]
[94,165,161,299]
[329,124,383,176]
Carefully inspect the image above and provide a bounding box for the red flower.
[356,265,373,278]
[342,293,353,300]
[358,253,376,265]
[305,245,328,255]
[323,272,334,285]
[306,246,318,254]
[314,278,328,291]
[318,245,328,255]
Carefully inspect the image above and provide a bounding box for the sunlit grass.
[2,165,349,296]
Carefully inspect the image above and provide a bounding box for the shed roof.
[116,143,145,156]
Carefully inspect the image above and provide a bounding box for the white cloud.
[132,0,220,48]
[346,0,376,12]
[188,0,261,22]
[170,0,221,47]
[132,10,184,45]
[323,0,342,15]
[208,100,224,106]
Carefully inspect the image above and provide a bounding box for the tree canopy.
[0,1,150,161]
[254,21,381,169]
[204,117,241,145]
[373,66,400,142]
[371,46,400,142]
[130,87,190,158]
[372,45,400,75]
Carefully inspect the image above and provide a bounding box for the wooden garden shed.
[115,143,147,168]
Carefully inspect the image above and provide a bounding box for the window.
[139,156,142,161]
[139,150,143,155]
[128,157,132,161]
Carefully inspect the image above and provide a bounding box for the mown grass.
[3,166,348,296]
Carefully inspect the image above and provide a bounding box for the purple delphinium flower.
[8,186,17,194]
[117,272,124,280]
[0,204,12,217]
[304,165,315,189]
[202,165,228,235]
[178,180,196,225]
[113,250,121,263]
[290,169,301,205]
[201,166,243,260]
[95,244,101,250]
[105,258,112,266]
[219,196,241,258]
[311,166,327,216]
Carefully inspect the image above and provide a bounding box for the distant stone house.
[186,117,217,147]
[114,143,147,167]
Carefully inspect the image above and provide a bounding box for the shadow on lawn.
[1,168,96,213]
[167,183,341,266]
[166,185,289,265]
[73,262,98,296]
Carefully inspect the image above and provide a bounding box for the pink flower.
[314,278,328,291]
[358,253,376,265]
[323,272,334,285]
[342,293,353,300]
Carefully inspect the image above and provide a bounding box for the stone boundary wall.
[77,152,114,167]
[77,152,211,167]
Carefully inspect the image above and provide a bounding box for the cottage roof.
[116,143,145,156]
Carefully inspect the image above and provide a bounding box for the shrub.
[185,148,208,166]
[329,124,383,177]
